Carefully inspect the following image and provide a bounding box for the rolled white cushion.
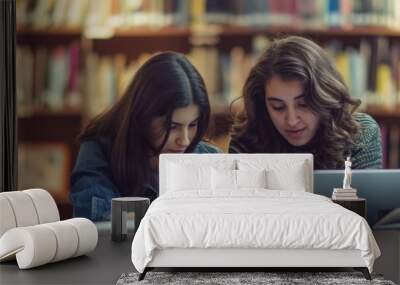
[65,218,98,257]
[0,192,39,227]
[0,218,98,269]
[0,196,16,237]
[0,226,57,269]
[23,189,60,224]
[42,221,79,262]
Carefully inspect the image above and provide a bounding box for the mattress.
[131,190,380,273]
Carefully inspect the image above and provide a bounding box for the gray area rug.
[116,271,396,285]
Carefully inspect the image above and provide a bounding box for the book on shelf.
[16,46,34,116]
[65,44,82,110]
[51,0,69,28]
[65,0,90,28]
[380,124,389,168]
[379,124,400,169]
[30,0,53,29]
[33,47,48,110]
[389,125,400,169]
[203,0,234,25]
[46,47,69,111]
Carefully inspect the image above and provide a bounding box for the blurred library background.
[16,0,400,217]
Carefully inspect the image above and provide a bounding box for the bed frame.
[139,249,371,280]
[137,154,372,281]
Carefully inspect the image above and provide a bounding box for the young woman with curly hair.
[229,36,382,170]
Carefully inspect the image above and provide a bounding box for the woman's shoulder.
[80,136,111,150]
[350,112,382,168]
[193,141,223,153]
[77,136,112,163]
[354,112,379,127]
[353,112,380,142]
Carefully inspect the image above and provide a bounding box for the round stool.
[111,197,150,242]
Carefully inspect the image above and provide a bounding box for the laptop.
[314,169,400,227]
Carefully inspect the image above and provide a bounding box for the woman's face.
[150,104,200,153]
[265,76,320,147]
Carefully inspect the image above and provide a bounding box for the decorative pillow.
[238,159,309,191]
[211,168,237,190]
[236,169,267,189]
[164,158,236,193]
[167,162,211,191]
[267,167,306,191]
[211,169,268,191]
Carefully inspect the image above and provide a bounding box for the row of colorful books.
[16,44,83,116]
[201,0,400,28]
[16,0,400,31]
[16,37,400,117]
[16,0,189,30]
[327,37,400,110]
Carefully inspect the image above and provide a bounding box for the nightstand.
[111,197,150,242]
[332,198,366,219]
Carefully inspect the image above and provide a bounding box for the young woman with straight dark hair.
[229,36,382,169]
[70,52,221,221]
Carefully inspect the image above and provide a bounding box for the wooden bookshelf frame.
[17,26,400,38]
[218,25,400,37]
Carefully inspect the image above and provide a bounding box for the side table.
[332,198,366,219]
[111,197,150,242]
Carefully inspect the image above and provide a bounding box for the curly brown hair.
[230,36,361,169]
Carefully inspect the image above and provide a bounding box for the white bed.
[131,154,380,280]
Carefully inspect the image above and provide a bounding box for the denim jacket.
[70,139,221,221]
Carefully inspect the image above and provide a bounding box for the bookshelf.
[218,26,400,38]
[17,112,82,219]
[16,0,400,218]
[17,28,81,47]
[366,106,400,124]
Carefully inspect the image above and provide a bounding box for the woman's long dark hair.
[80,52,210,196]
[231,36,361,169]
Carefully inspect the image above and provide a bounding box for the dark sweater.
[70,140,221,221]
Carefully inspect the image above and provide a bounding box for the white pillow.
[236,169,267,188]
[211,168,236,190]
[167,162,211,191]
[211,169,268,191]
[267,167,306,191]
[238,159,309,191]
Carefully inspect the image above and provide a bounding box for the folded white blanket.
[131,190,380,273]
[0,218,98,269]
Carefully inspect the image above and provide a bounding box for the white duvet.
[131,190,380,273]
